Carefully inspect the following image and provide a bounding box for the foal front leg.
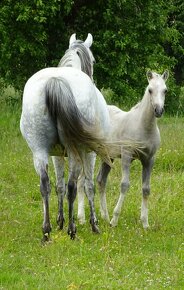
[77,173,86,224]
[110,154,131,227]
[96,161,112,222]
[52,156,65,230]
[141,158,154,229]
[83,152,100,233]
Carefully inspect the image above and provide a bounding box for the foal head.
[146,71,169,118]
[58,33,95,80]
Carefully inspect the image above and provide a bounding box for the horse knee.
[121,180,129,194]
[142,185,150,196]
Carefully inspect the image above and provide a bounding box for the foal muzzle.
[154,106,164,118]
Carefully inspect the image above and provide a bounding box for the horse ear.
[84,33,93,48]
[69,33,76,47]
[162,70,169,82]
[147,71,153,81]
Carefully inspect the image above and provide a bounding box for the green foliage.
[0,0,183,113]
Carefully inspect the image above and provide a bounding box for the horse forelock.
[72,42,94,79]
[68,40,94,79]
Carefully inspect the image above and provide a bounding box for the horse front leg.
[110,154,131,227]
[52,156,65,230]
[96,161,113,222]
[141,157,154,229]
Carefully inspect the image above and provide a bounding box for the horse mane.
[130,102,141,111]
[58,40,94,80]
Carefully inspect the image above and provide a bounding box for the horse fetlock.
[90,218,100,233]
[78,213,86,225]
[142,186,150,196]
[100,208,110,222]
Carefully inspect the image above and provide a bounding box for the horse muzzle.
[154,106,164,118]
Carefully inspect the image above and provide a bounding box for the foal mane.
[58,40,94,80]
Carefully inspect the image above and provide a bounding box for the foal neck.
[139,90,157,129]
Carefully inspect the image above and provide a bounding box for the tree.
[0,0,183,113]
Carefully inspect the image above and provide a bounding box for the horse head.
[146,70,169,118]
[68,33,95,80]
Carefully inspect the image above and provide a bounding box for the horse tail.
[45,77,112,165]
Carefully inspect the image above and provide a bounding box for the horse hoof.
[92,224,100,234]
[57,217,65,230]
[68,224,77,240]
[41,233,51,244]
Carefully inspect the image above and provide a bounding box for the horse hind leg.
[96,161,112,222]
[34,152,52,242]
[67,153,82,239]
[52,156,65,230]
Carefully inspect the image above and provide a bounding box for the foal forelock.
[59,41,94,80]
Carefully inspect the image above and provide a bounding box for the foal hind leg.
[83,152,99,233]
[34,152,51,242]
[96,161,112,222]
[141,157,154,229]
[52,156,65,230]
[110,154,132,227]
[67,153,81,239]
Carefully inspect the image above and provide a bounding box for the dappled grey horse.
[20,33,112,241]
[78,71,169,228]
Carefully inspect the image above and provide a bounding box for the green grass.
[0,101,184,289]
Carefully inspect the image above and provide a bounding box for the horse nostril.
[155,107,164,118]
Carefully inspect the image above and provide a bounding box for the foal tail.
[45,77,112,165]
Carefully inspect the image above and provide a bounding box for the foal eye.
[148,88,152,94]
[164,89,168,94]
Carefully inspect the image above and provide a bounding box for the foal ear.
[162,70,169,82]
[69,33,76,47]
[84,33,93,48]
[147,70,153,81]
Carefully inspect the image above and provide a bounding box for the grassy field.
[0,99,184,289]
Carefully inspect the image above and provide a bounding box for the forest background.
[0,0,184,114]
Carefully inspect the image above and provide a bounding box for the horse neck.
[138,90,157,129]
[58,51,82,70]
